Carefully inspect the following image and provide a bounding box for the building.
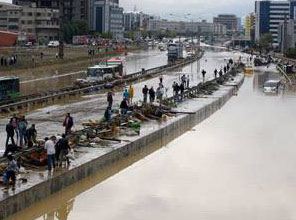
[255,0,296,47]
[245,13,255,38]
[13,0,89,24]
[0,2,22,32]
[123,11,150,32]
[92,0,124,39]
[278,19,296,52]
[147,18,215,36]
[214,23,227,36]
[213,14,240,35]
[20,3,59,42]
[0,2,59,43]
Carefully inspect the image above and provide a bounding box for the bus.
[75,58,126,86]
[0,76,20,101]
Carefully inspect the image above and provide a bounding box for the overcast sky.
[1,0,256,21]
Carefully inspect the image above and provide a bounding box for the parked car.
[263,80,281,93]
[48,41,59,48]
[24,42,33,47]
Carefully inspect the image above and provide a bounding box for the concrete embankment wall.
[0,75,244,219]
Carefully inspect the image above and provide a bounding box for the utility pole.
[59,0,64,59]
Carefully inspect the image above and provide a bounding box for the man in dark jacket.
[120,98,129,115]
[56,134,71,166]
[63,113,74,135]
[26,124,37,148]
[149,87,156,103]
[142,85,149,103]
[6,120,15,147]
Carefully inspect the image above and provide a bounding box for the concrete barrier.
[0,74,244,220]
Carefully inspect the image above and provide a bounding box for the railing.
[0,54,203,112]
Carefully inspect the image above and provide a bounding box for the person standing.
[18,116,28,147]
[159,75,163,85]
[214,69,218,79]
[142,85,149,103]
[10,114,19,145]
[104,106,112,127]
[172,82,177,96]
[5,154,18,187]
[120,98,129,115]
[149,86,155,103]
[107,91,113,108]
[26,124,37,148]
[219,69,223,77]
[201,69,206,82]
[44,136,56,171]
[6,120,15,147]
[223,66,227,74]
[56,134,71,167]
[186,75,190,88]
[63,113,74,135]
[123,87,130,103]
[180,83,184,101]
[129,85,134,104]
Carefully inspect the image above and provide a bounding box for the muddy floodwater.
[6,58,296,219]
[20,48,168,95]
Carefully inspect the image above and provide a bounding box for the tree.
[285,48,296,59]
[62,20,89,43]
[259,33,273,50]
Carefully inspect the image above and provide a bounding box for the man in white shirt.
[44,136,56,170]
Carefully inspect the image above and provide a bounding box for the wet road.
[20,48,168,95]
[7,62,296,219]
[0,47,239,151]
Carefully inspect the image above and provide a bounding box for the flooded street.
[6,55,296,219]
[0,47,237,150]
[20,48,168,95]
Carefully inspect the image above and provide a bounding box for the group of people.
[44,134,71,171]
[5,114,37,156]
[172,74,190,101]
[0,55,18,66]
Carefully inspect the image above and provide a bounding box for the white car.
[263,80,281,93]
[48,41,59,48]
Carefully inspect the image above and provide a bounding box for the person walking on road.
[224,66,227,74]
[201,69,206,82]
[214,69,218,79]
[149,86,156,103]
[44,136,56,171]
[129,85,134,104]
[6,119,15,147]
[142,85,149,103]
[63,113,74,135]
[107,91,113,108]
